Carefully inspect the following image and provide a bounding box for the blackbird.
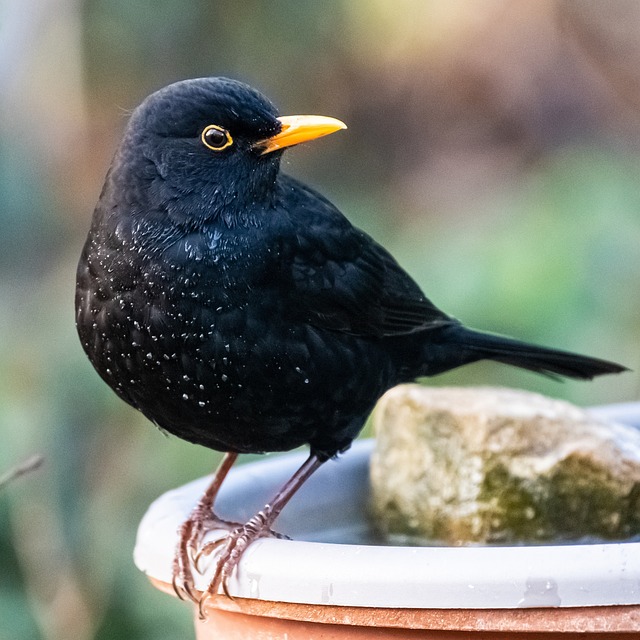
[76,77,626,610]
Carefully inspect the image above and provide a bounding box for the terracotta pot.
[135,402,640,638]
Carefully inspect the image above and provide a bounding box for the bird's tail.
[430,324,627,380]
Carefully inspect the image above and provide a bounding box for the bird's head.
[113,77,346,224]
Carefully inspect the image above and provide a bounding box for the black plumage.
[75,77,626,607]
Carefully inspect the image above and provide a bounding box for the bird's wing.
[281,180,452,338]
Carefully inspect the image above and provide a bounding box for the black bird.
[75,77,626,609]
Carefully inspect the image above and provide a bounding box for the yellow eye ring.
[201,125,233,151]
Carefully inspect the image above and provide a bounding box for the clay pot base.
[152,578,640,639]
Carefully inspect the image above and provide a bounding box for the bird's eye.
[201,125,233,151]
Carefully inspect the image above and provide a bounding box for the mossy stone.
[370,386,640,545]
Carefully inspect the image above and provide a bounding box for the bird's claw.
[193,536,227,573]
[174,454,320,619]
[172,571,200,604]
[172,518,199,603]
[171,512,242,604]
[196,510,287,619]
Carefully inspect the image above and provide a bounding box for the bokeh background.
[2,0,640,638]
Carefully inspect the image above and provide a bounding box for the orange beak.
[256,115,347,155]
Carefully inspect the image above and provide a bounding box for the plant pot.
[134,402,640,638]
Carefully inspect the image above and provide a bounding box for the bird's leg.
[172,451,238,603]
[198,452,325,617]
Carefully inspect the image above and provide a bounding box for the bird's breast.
[75,220,396,453]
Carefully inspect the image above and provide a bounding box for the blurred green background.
[1,0,639,638]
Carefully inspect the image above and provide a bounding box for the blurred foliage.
[1,0,639,638]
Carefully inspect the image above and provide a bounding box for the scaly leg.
[197,453,325,618]
[172,451,239,602]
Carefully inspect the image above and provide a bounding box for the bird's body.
[78,164,451,450]
[76,77,625,607]
[77,173,409,455]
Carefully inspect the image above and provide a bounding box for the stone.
[369,385,640,545]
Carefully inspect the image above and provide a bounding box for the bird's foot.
[171,452,240,603]
[197,506,288,618]
[171,512,241,604]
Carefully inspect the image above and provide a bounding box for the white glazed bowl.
[134,403,640,611]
